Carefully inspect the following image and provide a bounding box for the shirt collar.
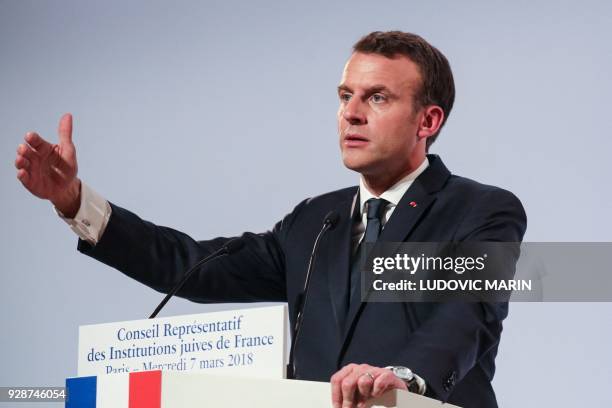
[358,157,429,214]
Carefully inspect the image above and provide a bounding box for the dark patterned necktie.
[348,198,388,313]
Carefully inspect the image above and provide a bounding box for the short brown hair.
[353,31,455,149]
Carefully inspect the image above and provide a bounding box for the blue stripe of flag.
[66,376,97,408]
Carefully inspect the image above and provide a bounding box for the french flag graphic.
[66,370,161,408]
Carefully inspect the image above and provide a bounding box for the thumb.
[58,113,73,145]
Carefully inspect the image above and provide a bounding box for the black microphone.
[149,238,245,319]
[287,211,339,379]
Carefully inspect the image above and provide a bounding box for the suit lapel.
[379,181,436,243]
[339,155,451,352]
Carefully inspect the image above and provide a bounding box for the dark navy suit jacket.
[78,155,526,407]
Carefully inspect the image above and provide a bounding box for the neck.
[361,156,427,196]
[362,172,407,197]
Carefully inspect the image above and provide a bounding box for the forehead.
[339,52,421,93]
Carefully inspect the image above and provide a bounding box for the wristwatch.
[385,366,427,395]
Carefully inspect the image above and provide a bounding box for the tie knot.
[366,198,388,221]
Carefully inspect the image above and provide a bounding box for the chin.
[341,157,373,174]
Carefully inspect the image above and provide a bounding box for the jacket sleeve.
[77,200,305,304]
[396,188,527,402]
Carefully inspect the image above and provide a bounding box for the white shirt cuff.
[55,182,111,245]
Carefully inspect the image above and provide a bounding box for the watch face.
[393,366,414,381]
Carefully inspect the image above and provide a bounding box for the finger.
[17,144,45,177]
[24,132,53,156]
[14,155,30,170]
[356,399,370,408]
[371,371,400,397]
[58,113,73,145]
[331,364,357,408]
[18,142,37,159]
[356,372,375,402]
[17,143,36,159]
[341,375,358,408]
[332,363,357,381]
[16,168,30,185]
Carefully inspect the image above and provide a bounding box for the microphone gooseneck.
[148,238,244,319]
[287,211,339,379]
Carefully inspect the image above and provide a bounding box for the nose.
[342,98,367,125]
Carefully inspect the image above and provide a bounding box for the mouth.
[343,133,369,147]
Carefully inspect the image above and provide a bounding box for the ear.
[416,105,445,140]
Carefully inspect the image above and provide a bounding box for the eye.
[339,92,352,102]
[370,93,387,103]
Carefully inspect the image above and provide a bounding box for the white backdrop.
[2,1,611,406]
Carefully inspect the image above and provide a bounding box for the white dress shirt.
[351,157,429,253]
[55,182,111,245]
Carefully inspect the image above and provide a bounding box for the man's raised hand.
[15,113,81,218]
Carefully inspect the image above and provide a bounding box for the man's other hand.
[15,113,81,218]
[330,363,407,408]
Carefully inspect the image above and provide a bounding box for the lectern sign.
[78,305,287,379]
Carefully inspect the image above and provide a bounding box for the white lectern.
[66,370,460,407]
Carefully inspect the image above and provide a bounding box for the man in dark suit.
[15,31,526,407]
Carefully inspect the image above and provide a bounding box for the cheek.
[374,115,418,151]
[373,112,403,134]
[336,109,344,133]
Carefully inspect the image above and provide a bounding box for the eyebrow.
[337,84,396,97]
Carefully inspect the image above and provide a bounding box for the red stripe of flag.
[129,370,162,408]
